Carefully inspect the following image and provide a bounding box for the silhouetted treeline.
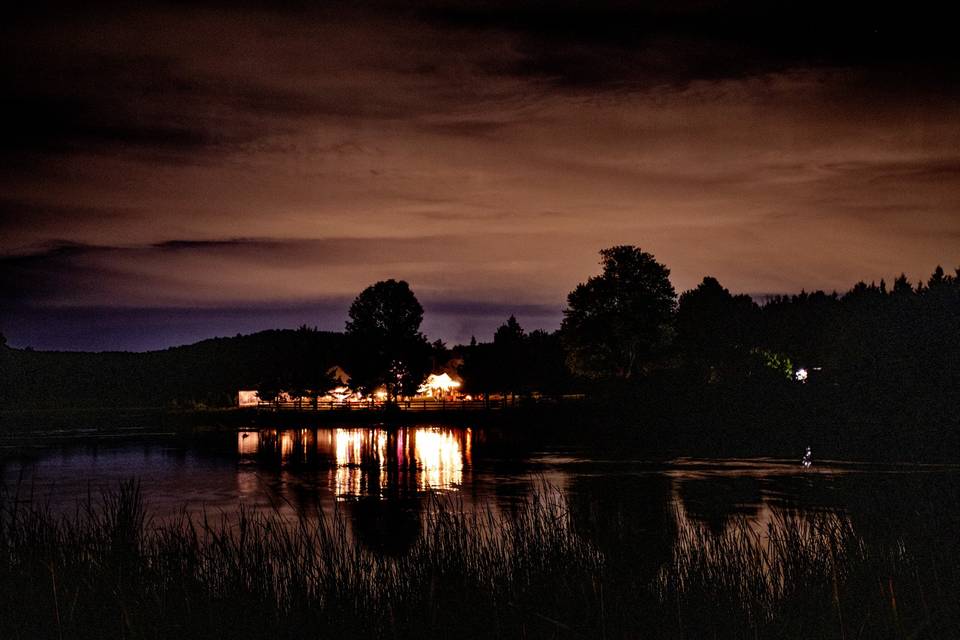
[456,317,569,399]
[743,269,960,457]
[454,262,959,459]
[0,327,348,409]
[1,258,958,460]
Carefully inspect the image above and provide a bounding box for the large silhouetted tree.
[526,329,568,396]
[345,279,431,400]
[493,315,526,397]
[677,276,758,376]
[256,375,282,407]
[561,246,676,379]
[458,337,497,399]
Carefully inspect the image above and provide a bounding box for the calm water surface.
[3,425,958,557]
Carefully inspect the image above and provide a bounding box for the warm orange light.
[414,429,464,489]
[329,427,467,498]
[417,373,462,396]
[280,432,294,458]
[237,390,260,407]
[237,430,259,455]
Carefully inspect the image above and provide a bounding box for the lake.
[3,424,957,562]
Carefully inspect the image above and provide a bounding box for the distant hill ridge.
[0,328,348,409]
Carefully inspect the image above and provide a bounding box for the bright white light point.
[795,368,808,382]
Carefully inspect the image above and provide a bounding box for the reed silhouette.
[1,479,957,639]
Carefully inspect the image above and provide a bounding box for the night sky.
[3,1,959,351]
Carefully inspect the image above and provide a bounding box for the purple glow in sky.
[2,1,958,350]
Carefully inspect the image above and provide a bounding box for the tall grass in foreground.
[1,481,956,639]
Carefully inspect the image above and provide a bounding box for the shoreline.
[1,401,958,464]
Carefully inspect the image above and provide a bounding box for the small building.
[238,390,261,407]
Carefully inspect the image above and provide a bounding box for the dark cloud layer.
[2,1,958,350]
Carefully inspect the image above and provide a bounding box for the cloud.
[1,2,958,349]
[421,2,960,91]
[0,233,591,310]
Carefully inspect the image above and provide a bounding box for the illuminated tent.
[417,372,462,398]
[318,365,359,402]
[327,365,351,385]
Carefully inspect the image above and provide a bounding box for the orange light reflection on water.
[331,427,467,498]
[333,429,366,497]
[237,431,259,455]
[237,427,470,499]
[414,429,464,490]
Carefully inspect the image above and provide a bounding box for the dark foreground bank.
[1,480,957,640]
